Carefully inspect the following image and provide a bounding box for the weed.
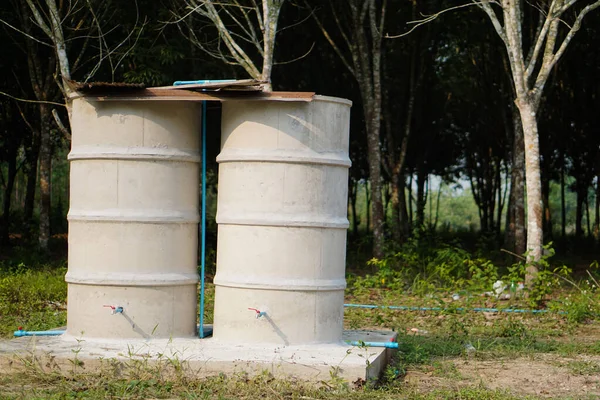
[431,360,462,379]
[2,241,600,399]
[565,360,600,375]
[498,317,528,339]
[0,263,67,337]
[504,243,573,308]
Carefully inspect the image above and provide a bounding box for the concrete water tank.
[213,96,352,345]
[65,98,201,339]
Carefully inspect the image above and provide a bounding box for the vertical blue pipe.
[199,100,207,338]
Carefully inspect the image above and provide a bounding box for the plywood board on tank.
[69,89,316,102]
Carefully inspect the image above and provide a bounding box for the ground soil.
[405,354,600,398]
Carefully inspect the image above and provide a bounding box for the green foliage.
[555,291,599,325]
[503,243,572,308]
[465,258,499,291]
[566,360,600,376]
[350,233,500,295]
[123,41,185,86]
[1,254,600,398]
[497,317,528,339]
[548,263,600,325]
[0,262,67,337]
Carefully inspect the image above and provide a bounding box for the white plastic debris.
[493,280,507,295]
[464,343,476,353]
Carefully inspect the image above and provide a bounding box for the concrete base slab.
[0,329,397,383]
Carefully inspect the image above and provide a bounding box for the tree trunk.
[349,177,358,237]
[365,111,385,258]
[512,114,526,257]
[517,99,543,283]
[575,187,584,238]
[408,173,413,228]
[416,168,427,229]
[365,181,371,235]
[24,129,41,239]
[595,172,600,241]
[38,104,52,249]
[14,174,21,210]
[505,181,513,246]
[496,161,504,237]
[585,194,591,238]
[542,173,552,241]
[383,182,391,220]
[388,17,417,243]
[390,173,409,242]
[260,0,284,91]
[433,182,442,230]
[561,160,567,240]
[1,155,17,245]
[390,173,401,241]
[398,177,409,237]
[505,109,526,256]
[24,158,38,224]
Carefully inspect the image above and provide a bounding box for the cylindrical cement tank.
[66,98,201,339]
[213,96,352,345]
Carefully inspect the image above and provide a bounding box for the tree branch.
[386,2,484,39]
[25,0,53,38]
[202,0,261,78]
[309,4,355,76]
[550,0,600,68]
[524,7,552,81]
[532,0,600,103]
[0,17,53,46]
[273,42,314,65]
[474,0,508,45]
[0,91,65,106]
[52,108,71,140]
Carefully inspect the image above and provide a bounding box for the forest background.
[1,0,600,281]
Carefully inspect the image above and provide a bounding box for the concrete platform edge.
[0,330,397,383]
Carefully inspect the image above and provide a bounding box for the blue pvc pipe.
[14,330,65,337]
[199,100,207,339]
[173,79,237,86]
[345,304,444,312]
[348,341,399,349]
[175,78,238,338]
[344,303,562,314]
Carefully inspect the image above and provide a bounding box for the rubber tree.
[172,0,285,91]
[15,0,66,249]
[7,0,141,248]
[475,0,600,284]
[312,0,388,258]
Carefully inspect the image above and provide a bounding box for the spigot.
[103,305,124,315]
[248,307,266,319]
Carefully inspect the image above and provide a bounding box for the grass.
[1,252,600,399]
[0,368,541,399]
[564,360,600,376]
[0,263,67,337]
